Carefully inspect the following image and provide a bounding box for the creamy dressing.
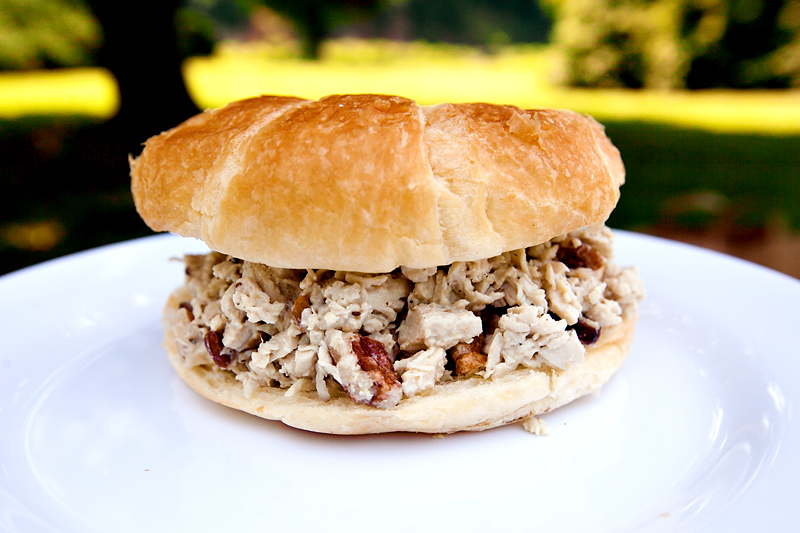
[171,225,644,409]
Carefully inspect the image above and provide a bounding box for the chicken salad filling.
[171,224,645,409]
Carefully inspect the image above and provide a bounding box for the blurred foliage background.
[0,0,798,278]
[544,0,800,89]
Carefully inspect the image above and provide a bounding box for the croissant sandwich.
[130,93,644,435]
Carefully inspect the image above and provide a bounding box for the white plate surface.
[1,232,799,533]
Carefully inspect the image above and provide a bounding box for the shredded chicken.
[171,224,644,409]
[522,416,551,436]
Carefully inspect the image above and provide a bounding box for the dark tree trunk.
[86,0,201,153]
[303,4,325,60]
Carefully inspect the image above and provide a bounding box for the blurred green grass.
[3,42,800,133]
[1,41,799,275]
[0,113,149,274]
[0,68,117,118]
[604,121,800,232]
[183,41,800,134]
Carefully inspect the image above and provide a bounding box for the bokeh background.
[1,0,798,277]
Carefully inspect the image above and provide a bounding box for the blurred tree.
[180,0,250,44]
[85,0,202,151]
[0,0,216,274]
[360,0,551,48]
[543,0,686,88]
[209,0,550,56]
[233,0,381,59]
[685,0,800,88]
[0,0,101,70]
[544,0,800,89]
[754,0,800,86]
[176,3,218,58]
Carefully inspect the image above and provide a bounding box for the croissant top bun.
[131,94,624,272]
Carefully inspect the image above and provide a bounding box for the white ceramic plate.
[1,232,798,533]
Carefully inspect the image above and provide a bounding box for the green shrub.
[544,0,800,88]
[0,0,101,70]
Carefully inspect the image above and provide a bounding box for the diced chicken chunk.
[397,303,482,352]
[232,277,285,324]
[394,347,447,397]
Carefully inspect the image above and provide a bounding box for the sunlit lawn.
[186,41,800,134]
[0,40,799,276]
[0,67,118,117]
[1,40,799,134]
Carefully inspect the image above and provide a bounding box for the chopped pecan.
[244,331,269,351]
[204,330,233,368]
[178,301,194,321]
[291,293,311,326]
[556,242,604,270]
[350,335,403,408]
[450,336,486,377]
